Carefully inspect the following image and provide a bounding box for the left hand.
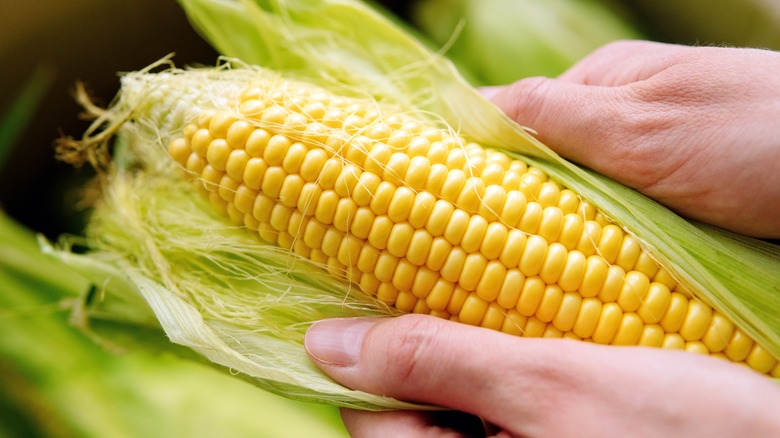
[305,314,780,437]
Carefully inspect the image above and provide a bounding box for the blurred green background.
[1,0,778,436]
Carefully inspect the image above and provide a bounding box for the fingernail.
[478,85,503,100]
[305,317,381,367]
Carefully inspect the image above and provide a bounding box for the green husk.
[1,211,348,438]
[411,0,642,85]
[53,0,780,411]
[622,0,780,50]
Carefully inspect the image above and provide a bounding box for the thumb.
[482,78,638,185]
[304,315,532,409]
[303,314,587,430]
[304,315,780,436]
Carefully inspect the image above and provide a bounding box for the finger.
[305,315,532,415]
[484,77,650,185]
[483,75,691,190]
[305,315,780,436]
[340,409,486,438]
[304,314,596,430]
[339,409,440,438]
[558,40,689,86]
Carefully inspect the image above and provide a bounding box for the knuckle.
[502,76,551,127]
[381,314,442,384]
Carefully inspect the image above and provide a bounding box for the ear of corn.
[52,0,780,410]
[178,0,780,367]
[158,72,778,376]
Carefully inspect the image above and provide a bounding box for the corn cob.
[165,75,779,376]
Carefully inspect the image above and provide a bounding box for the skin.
[484,41,780,238]
[306,315,780,437]
[304,41,780,436]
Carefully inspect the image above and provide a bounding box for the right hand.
[483,41,780,238]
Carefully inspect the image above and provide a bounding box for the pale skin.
[304,41,780,437]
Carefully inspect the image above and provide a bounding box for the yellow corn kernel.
[536,181,560,208]
[685,341,709,355]
[536,285,563,323]
[386,222,414,258]
[392,258,417,292]
[501,310,527,336]
[481,303,506,331]
[443,209,470,246]
[580,255,608,297]
[261,166,287,198]
[523,316,547,338]
[576,220,601,256]
[637,282,671,324]
[537,206,564,242]
[447,285,469,316]
[376,282,399,304]
[558,250,586,292]
[412,266,438,299]
[516,276,545,317]
[480,222,508,260]
[519,235,547,277]
[169,81,778,377]
[426,279,455,311]
[660,292,689,333]
[615,235,641,271]
[439,169,467,203]
[724,328,754,362]
[373,252,398,284]
[459,253,488,292]
[395,290,417,313]
[496,269,524,310]
[679,300,713,341]
[475,261,506,302]
[701,312,735,353]
[596,224,623,264]
[592,302,622,344]
[597,265,625,303]
[652,267,678,290]
[460,293,489,326]
[638,324,665,347]
[616,271,650,312]
[557,189,580,215]
[633,251,660,279]
[518,201,543,234]
[558,213,583,250]
[356,245,379,273]
[498,229,527,268]
[500,190,526,228]
[539,242,568,285]
[408,192,436,229]
[542,325,564,339]
[662,333,686,350]
[612,312,643,346]
[424,200,454,237]
[552,292,582,332]
[477,185,506,222]
[425,237,452,272]
[460,215,488,253]
[439,246,467,284]
[573,298,602,339]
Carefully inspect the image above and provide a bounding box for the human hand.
[482,41,780,238]
[305,314,780,437]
